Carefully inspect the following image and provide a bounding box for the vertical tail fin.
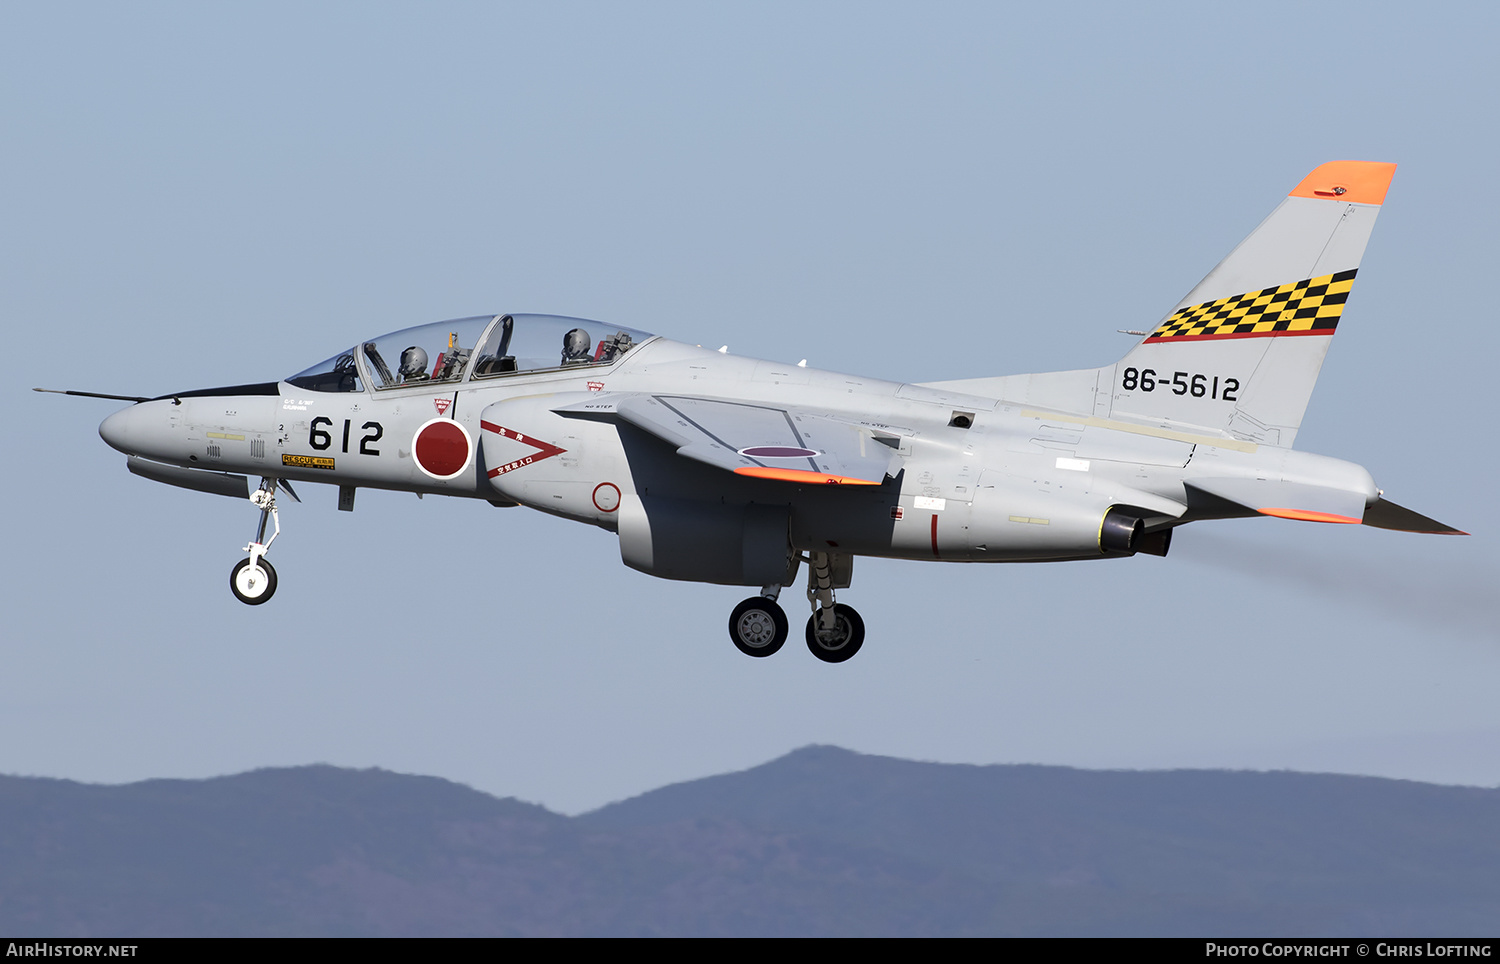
[1109,161,1396,447]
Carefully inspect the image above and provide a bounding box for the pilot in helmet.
[399,346,430,382]
[561,328,593,365]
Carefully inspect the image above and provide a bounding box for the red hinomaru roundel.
[413,418,472,480]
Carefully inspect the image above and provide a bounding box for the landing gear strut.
[230,478,283,605]
[804,551,865,662]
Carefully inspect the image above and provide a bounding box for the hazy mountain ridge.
[2,747,1496,936]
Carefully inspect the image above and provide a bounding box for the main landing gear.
[726,551,866,662]
[728,594,788,657]
[802,551,864,663]
[229,477,295,606]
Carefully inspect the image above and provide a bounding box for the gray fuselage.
[98,332,1376,572]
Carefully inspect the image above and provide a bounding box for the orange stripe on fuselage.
[734,467,879,485]
[1258,507,1362,524]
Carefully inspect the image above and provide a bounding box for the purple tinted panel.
[740,446,819,458]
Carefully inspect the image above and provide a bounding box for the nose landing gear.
[229,478,289,605]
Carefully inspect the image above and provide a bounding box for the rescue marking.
[587,380,605,393]
[282,454,335,470]
[481,420,568,478]
[433,397,451,416]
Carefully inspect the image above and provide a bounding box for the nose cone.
[99,403,155,455]
[99,406,132,453]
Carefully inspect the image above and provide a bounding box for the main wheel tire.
[805,603,865,663]
[230,556,278,605]
[729,597,788,657]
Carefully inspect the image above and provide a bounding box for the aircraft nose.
[99,404,149,455]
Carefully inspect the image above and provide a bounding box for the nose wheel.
[230,555,278,605]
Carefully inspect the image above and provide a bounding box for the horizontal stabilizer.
[1361,497,1466,535]
[1185,478,1366,525]
[555,393,897,485]
[127,456,250,499]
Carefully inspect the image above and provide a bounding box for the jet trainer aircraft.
[45,161,1462,662]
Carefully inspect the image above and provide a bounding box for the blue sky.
[3,2,1497,813]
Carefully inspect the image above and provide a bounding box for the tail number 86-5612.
[1121,368,1239,401]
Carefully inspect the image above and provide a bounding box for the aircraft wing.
[554,393,899,485]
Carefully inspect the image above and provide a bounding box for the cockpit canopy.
[287,314,654,393]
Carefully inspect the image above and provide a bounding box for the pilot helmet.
[399,346,429,378]
[563,328,591,359]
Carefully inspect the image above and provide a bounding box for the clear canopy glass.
[286,349,363,393]
[470,314,653,379]
[357,316,495,390]
[286,314,654,392]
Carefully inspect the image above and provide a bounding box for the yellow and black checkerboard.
[1146,269,1356,341]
